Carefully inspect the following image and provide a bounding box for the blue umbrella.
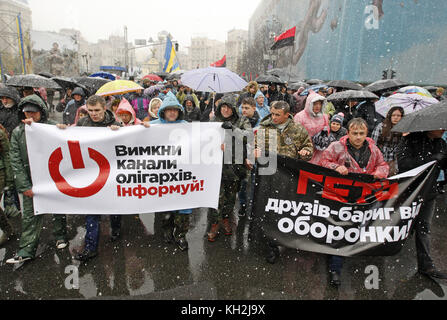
[180,67,248,93]
[300,84,328,96]
[89,72,116,81]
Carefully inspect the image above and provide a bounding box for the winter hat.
[331,112,345,124]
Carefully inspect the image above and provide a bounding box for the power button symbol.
[48,141,110,198]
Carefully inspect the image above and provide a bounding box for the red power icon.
[48,141,110,198]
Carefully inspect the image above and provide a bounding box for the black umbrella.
[364,79,408,93]
[6,74,62,89]
[75,76,111,93]
[306,79,324,85]
[52,76,90,94]
[38,72,54,79]
[327,80,363,91]
[256,74,285,85]
[326,90,379,102]
[392,100,447,133]
[156,72,170,80]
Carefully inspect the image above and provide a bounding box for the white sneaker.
[6,255,32,264]
[56,240,68,250]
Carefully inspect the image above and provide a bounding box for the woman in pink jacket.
[294,91,329,165]
[116,98,142,126]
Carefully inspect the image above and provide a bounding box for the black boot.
[173,227,189,251]
[266,245,280,264]
[329,271,342,287]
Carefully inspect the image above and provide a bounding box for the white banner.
[25,123,224,215]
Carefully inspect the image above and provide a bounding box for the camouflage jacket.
[257,116,314,161]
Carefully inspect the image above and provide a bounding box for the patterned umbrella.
[396,86,434,98]
[375,93,439,117]
[96,80,144,97]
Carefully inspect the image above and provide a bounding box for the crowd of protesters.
[0,74,446,288]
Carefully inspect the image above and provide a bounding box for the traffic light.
[175,43,179,52]
[382,70,389,80]
[391,70,396,79]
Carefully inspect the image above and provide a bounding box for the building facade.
[249,0,447,86]
[226,29,248,73]
[187,37,225,69]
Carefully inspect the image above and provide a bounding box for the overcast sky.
[28,0,261,50]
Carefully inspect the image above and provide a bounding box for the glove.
[222,121,233,130]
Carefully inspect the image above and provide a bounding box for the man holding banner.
[6,95,68,265]
[396,130,447,280]
[320,118,389,286]
[71,95,123,262]
[255,101,314,263]
[150,92,192,251]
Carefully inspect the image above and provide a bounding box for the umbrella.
[255,74,285,85]
[180,67,248,93]
[375,93,439,118]
[267,68,299,82]
[90,72,116,81]
[306,79,324,85]
[326,80,363,91]
[327,90,379,102]
[300,84,329,96]
[288,82,309,91]
[392,100,447,133]
[75,77,111,93]
[52,76,88,92]
[396,86,433,98]
[38,72,54,79]
[156,72,170,80]
[6,74,62,89]
[364,79,408,93]
[144,84,164,96]
[143,74,163,82]
[96,80,144,97]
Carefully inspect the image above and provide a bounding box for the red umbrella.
[143,74,163,82]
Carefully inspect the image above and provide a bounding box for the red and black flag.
[271,26,296,50]
[210,55,226,67]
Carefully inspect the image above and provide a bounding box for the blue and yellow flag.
[163,37,180,73]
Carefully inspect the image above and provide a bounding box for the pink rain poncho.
[294,91,329,165]
[116,98,142,126]
[320,136,389,178]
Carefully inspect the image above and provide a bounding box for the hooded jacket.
[145,98,162,121]
[294,91,330,165]
[253,90,270,120]
[320,136,389,178]
[183,95,201,122]
[116,98,142,126]
[214,95,252,181]
[150,91,186,124]
[63,87,86,125]
[10,95,55,192]
[0,87,21,136]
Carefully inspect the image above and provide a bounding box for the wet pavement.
[0,111,446,300]
[0,196,446,300]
